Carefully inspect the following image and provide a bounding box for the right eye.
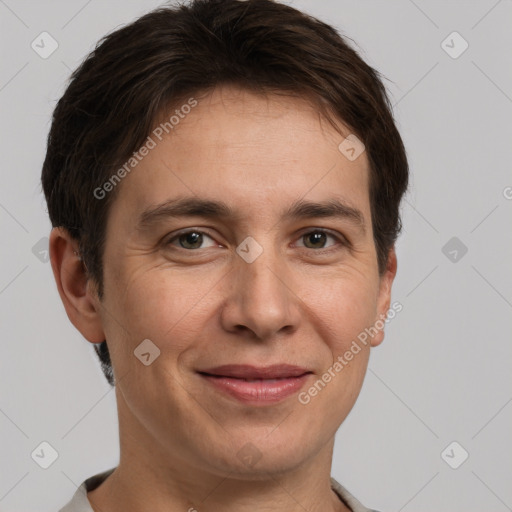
[165,229,219,250]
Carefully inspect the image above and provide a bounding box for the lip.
[200,373,312,405]
[198,364,310,379]
[197,364,312,405]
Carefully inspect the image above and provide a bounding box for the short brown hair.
[42,0,409,386]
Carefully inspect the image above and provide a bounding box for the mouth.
[197,364,313,405]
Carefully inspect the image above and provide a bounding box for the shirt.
[59,467,380,512]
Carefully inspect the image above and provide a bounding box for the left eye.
[166,229,343,251]
[295,230,342,250]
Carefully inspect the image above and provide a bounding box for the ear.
[370,246,398,347]
[49,227,105,343]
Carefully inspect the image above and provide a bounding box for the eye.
[166,229,218,250]
[295,229,345,251]
[164,228,347,253]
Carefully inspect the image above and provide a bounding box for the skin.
[50,85,397,512]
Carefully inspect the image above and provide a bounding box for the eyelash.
[164,228,348,253]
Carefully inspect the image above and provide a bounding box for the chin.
[203,436,309,479]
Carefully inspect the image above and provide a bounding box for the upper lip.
[198,364,311,379]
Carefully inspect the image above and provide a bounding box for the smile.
[198,372,312,405]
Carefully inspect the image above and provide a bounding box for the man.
[42,1,409,511]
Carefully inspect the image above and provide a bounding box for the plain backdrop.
[0,1,511,511]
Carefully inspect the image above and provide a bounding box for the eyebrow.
[136,196,366,235]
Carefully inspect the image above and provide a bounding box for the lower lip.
[200,373,311,405]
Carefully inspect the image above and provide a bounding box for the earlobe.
[49,227,106,343]
[371,246,398,347]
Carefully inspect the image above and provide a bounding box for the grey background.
[1,0,511,511]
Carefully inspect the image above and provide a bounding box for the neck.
[87,390,351,512]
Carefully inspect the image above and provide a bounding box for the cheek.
[298,280,374,430]
[302,270,378,354]
[106,264,219,350]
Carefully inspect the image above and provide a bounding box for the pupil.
[181,232,202,249]
[306,232,325,248]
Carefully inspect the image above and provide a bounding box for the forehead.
[108,85,371,229]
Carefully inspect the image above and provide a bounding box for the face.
[92,85,396,478]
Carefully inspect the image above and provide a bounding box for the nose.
[219,244,302,341]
